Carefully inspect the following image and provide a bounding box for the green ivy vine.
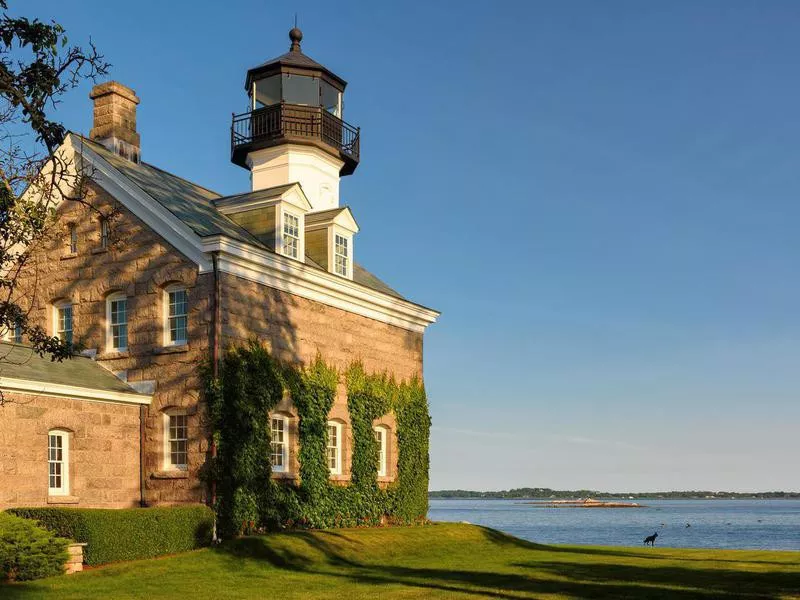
[205,340,431,538]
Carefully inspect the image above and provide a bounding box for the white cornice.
[0,376,152,405]
[202,236,439,332]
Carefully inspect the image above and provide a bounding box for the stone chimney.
[89,81,141,163]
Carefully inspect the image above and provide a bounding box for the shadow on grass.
[210,526,800,599]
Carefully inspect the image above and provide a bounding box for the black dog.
[643,532,658,546]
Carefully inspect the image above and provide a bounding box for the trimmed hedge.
[7,505,214,566]
[0,512,69,581]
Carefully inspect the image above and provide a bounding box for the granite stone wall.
[0,393,141,509]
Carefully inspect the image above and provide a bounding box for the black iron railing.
[231,103,360,163]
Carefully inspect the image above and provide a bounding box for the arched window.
[48,429,70,496]
[163,285,188,346]
[373,426,389,477]
[53,300,73,344]
[106,292,128,352]
[99,217,109,249]
[326,421,343,475]
[68,223,78,254]
[270,414,290,473]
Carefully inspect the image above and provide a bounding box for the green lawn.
[3,523,799,599]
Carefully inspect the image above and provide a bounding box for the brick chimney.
[89,81,141,163]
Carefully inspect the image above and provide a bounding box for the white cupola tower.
[230,28,360,211]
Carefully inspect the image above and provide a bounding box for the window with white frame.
[165,287,188,346]
[282,211,300,259]
[374,426,388,477]
[5,322,22,343]
[54,302,73,345]
[69,223,78,254]
[327,421,342,475]
[270,415,289,473]
[164,411,188,471]
[334,234,349,277]
[107,293,128,352]
[48,430,69,496]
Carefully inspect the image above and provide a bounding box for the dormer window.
[282,211,300,259]
[334,234,350,278]
[304,207,358,281]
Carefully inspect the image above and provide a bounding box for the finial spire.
[289,18,302,53]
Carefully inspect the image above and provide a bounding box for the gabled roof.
[0,342,151,404]
[73,136,404,300]
[305,206,359,233]
[214,183,311,214]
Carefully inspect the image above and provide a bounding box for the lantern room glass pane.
[254,75,281,108]
[282,73,319,106]
[321,81,341,117]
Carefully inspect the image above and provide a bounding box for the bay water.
[428,498,800,550]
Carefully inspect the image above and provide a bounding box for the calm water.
[428,498,800,550]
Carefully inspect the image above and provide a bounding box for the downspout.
[210,252,221,510]
[139,404,146,507]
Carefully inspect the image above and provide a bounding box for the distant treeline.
[429,488,800,499]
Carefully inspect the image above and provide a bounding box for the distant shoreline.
[429,489,800,500]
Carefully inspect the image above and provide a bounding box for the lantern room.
[231,28,360,179]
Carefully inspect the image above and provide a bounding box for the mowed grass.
[3,523,800,599]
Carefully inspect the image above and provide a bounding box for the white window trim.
[374,426,388,477]
[270,414,290,473]
[3,322,22,343]
[48,429,70,496]
[163,410,189,471]
[106,292,128,353]
[162,285,188,347]
[53,300,73,345]
[330,227,353,280]
[327,420,343,476]
[280,209,302,260]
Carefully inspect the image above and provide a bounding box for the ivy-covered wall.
[205,341,430,538]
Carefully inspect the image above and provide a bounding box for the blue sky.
[24,0,800,491]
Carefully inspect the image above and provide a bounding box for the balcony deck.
[231,103,360,175]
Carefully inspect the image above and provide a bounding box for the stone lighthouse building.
[0,29,438,511]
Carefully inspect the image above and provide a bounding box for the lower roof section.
[0,343,152,405]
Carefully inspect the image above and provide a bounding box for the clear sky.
[23,0,800,492]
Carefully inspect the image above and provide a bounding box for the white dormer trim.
[214,182,311,215]
[278,208,305,261]
[331,227,353,280]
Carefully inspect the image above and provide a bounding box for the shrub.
[7,505,214,566]
[0,512,69,581]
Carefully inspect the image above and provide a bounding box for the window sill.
[271,471,296,481]
[151,470,188,480]
[153,344,189,355]
[97,350,130,360]
[60,253,78,261]
[329,473,349,483]
[90,247,108,255]
[48,495,79,505]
